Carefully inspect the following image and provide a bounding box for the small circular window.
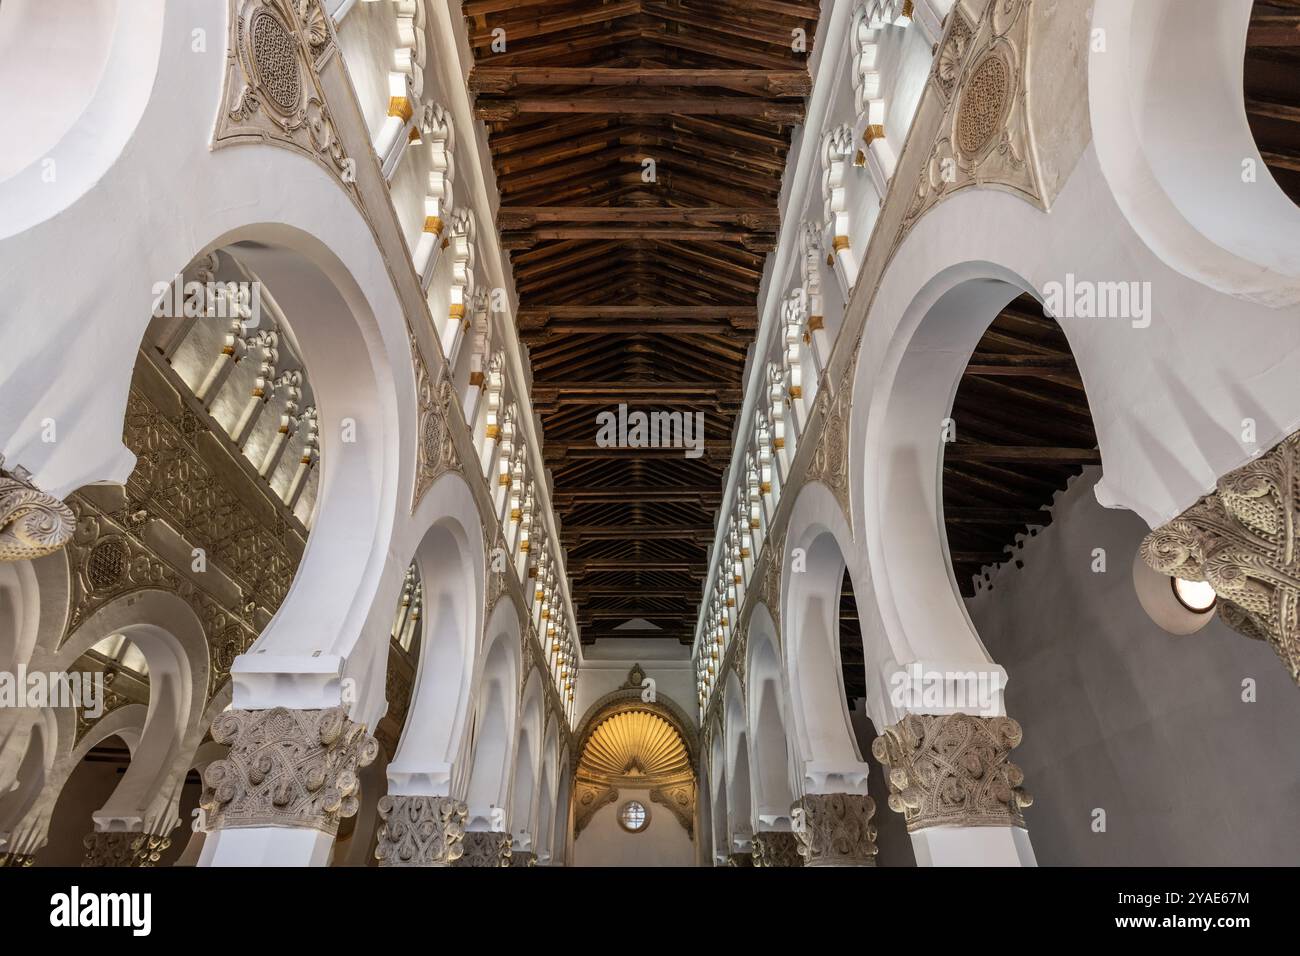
[618,800,649,833]
[1171,577,1217,614]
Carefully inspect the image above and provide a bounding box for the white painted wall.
[966,468,1300,865]
[572,788,695,867]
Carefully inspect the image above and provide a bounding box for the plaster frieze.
[0,463,75,562]
[81,831,171,868]
[374,795,467,867]
[793,792,878,867]
[1141,431,1300,684]
[200,706,379,835]
[871,713,1032,831]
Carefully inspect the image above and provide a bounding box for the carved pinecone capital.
[200,707,379,835]
[751,831,803,867]
[509,850,537,867]
[82,831,171,867]
[1141,433,1300,684]
[794,793,878,866]
[0,469,76,562]
[374,795,466,867]
[872,713,1032,831]
[453,831,513,867]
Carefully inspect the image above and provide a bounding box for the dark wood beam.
[950,551,1011,565]
[470,67,811,96]
[1247,15,1300,46]
[501,226,772,248]
[476,97,806,123]
[500,207,778,228]
[571,559,706,572]
[944,444,1101,465]
[522,322,748,339]
[944,506,1051,525]
[964,353,1080,376]
[563,525,709,538]
[552,488,708,501]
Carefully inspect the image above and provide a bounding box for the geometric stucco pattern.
[871,713,1032,831]
[200,707,379,835]
[409,322,462,514]
[1141,430,1300,685]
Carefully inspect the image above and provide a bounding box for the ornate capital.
[509,850,537,867]
[453,831,513,867]
[0,466,75,561]
[872,713,1031,831]
[726,851,754,867]
[82,831,171,868]
[1141,432,1300,684]
[794,793,878,867]
[200,707,379,835]
[751,830,803,867]
[0,851,36,867]
[374,795,466,867]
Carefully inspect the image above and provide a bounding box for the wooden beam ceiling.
[466,0,816,643]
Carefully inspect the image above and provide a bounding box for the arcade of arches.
[1,0,1299,870]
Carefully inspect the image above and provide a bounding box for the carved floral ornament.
[214,0,358,201]
[409,322,461,513]
[0,463,76,562]
[900,0,1043,241]
[793,792,878,866]
[1141,432,1300,685]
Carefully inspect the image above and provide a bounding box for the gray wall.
[965,467,1300,865]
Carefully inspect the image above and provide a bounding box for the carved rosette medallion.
[200,707,379,835]
[1141,432,1300,684]
[214,0,358,200]
[0,467,76,562]
[900,0,1042,242]
[453,831,513,867]
[871,713,1032,831]
[794,792,878,867]
[409,323,461,514]
[752,830,803,867]
[82,831,171,868]
[374,795,467,867]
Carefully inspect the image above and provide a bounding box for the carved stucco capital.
[81,831,171,868]
[871,713,1032,831]
[200,707,379,835]
[726,851,754,867]
[453,831,513,867]
[0,467,76,561]
[793,792,878,867]
[751,830,803,867]
[1141,432,1300,684]
[0,851,36,867]
[374,795,467,867]
[509,850,538,867]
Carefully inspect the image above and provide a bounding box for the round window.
[618,800,649,833]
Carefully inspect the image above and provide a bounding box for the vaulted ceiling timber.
[465,0,818,644]
[1245,0,1300,204]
